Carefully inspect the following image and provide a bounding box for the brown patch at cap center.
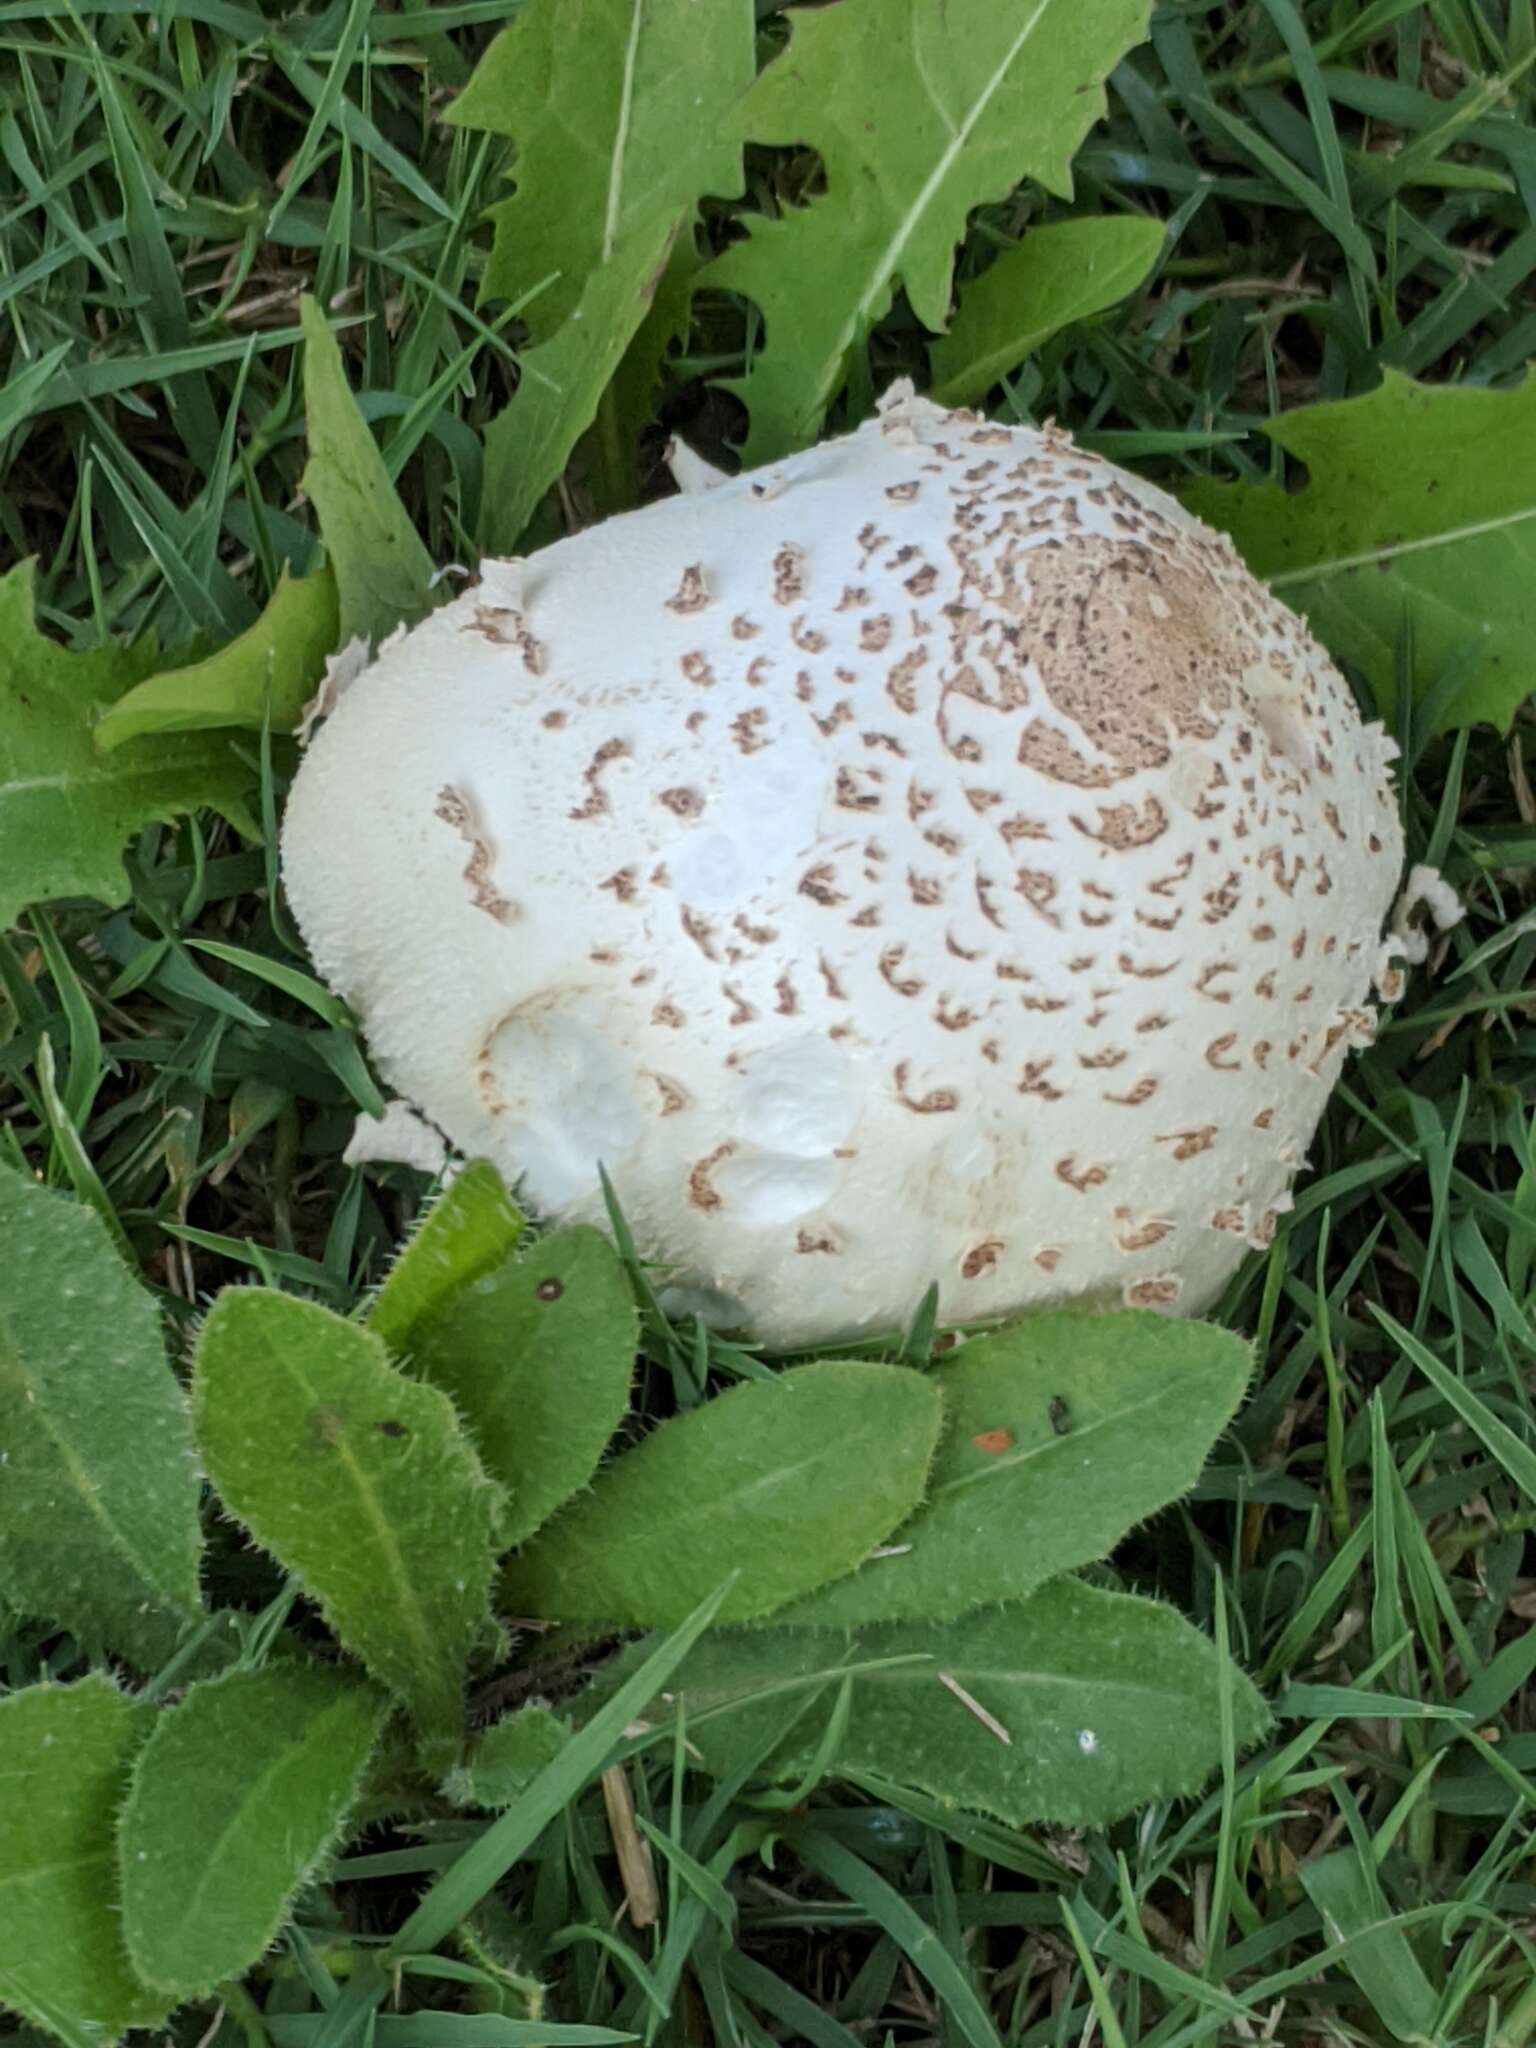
[1013,538,1254,788]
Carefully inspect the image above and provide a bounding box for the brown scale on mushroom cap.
[281,384,1406,1350]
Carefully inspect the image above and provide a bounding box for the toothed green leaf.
[585,228,707,513]
[447,0,749,338]
[930,214,1164,407]
[0,561,257,928]
[710,0,1151,461]
[452,0,751,552]
[1184,370,1536,731]
[93,565,339,748]
[478,218,682,555]
[299,297,436,649]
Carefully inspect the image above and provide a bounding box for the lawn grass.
[3,0,1536,2042]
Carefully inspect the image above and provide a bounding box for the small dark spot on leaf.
[378,1419,407,1439]
[535,1277,564,1302]
[1050,1396,1073,1436]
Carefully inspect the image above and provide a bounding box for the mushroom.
[281,384,1405,1349]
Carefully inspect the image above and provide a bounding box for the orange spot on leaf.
[972,1428,1016,1455]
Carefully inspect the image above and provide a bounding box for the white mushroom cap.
[282,385,1404,1349]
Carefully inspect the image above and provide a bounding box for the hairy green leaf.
[94,566,339,749]
[1184,370,1536,730]
[447,0,749,337]
[0,1676,167,2041]
[444,1705,570,1810]
[410,1226,638,1546]
[193,1288,504,1744]
[635,1577,1269,1828]
[0,1165,202,1668]
[711,0,1151,461]
[501,1361,943,1627]
[930,214,1164,407]
[299,298,436,649]
[367,1160,526,1357]
[119,1664,389,1998]
[782,1312,1252,1626]
[0,561,257,928]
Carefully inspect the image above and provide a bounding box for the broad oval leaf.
[1183,369,1536,731]
[192,1288,504,1744]
[501,1361,944,1626]
[930,214,1164,408]
[119,1663,389,1997]
[782,1311,1252,1626]
[367,1159,525,1356]
[626,1577,1270,1829]
[410,1225,638,1546]
[710,0,1152,461]
[0,1163,203,1669]
[0,1675,167,2039]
